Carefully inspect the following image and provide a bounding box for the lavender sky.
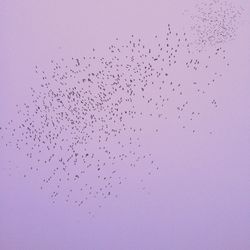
[0,0,250,249]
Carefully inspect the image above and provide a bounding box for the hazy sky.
[0,0,250,249]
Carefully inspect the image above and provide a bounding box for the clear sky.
[0,0,250,249]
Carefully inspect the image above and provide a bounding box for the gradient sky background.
[0,0,250,249]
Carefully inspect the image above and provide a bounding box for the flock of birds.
[0,0,244,215]
[186,0,244,51]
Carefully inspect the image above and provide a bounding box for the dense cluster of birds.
[186,0,243,51]
[0,0,244,214]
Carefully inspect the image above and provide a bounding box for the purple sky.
[1,0,250,249]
